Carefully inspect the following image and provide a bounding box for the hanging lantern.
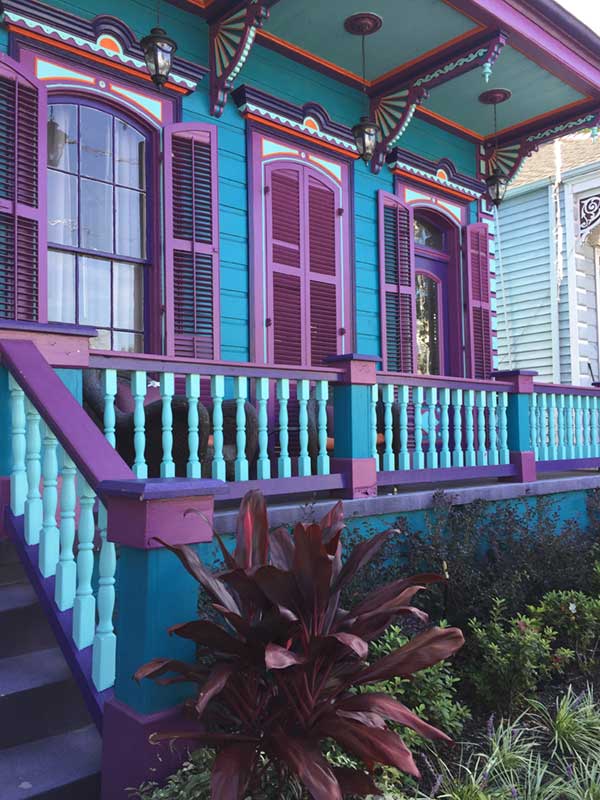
[140,26,177,88]
[479,88,512,208]
[345,13,382,165]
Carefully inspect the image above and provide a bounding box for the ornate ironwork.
[210,0,269,117]
[580,195,600,237]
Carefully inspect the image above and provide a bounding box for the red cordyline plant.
[135,490,464,800]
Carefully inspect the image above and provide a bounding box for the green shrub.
[561,758,600,800]
[527,591,600,672]
[466,599,573,712]
[527,686,600,762]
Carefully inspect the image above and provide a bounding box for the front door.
[415,252,449,376]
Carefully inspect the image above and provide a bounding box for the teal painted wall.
[11,0,477,362]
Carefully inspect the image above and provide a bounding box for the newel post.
[492,369,538,482]
[326,354,381,498]
[98,477,224,800]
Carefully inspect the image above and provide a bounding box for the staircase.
[0,538,102,799]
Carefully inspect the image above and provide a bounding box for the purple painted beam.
[377,372,514,393]
[534,383,600,397]
[214,473,346,503]
[537,458,600,472]
[377,464,517,487]
[0,339,133,490]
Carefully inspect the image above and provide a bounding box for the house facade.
[497,133,600,386]
[2,0,600,797]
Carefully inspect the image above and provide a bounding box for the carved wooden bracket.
[369,31,508,174]
[209,0,269,117]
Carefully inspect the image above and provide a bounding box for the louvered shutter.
[164,122,219,359]
[379,194,416,373]
[307,173,339,366]
[465,222,492,379]
[0,56,46,323]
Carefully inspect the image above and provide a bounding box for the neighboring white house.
[497,133,600,385]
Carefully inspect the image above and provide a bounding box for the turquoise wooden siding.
[20,0,477,362]
[497,184,555,380]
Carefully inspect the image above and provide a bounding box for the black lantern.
[479,88,512,207]
[140,26,177,88]
[345,13,382,164]
[485,165,510,207]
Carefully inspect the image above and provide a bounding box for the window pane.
[90,329,111,351]
[79,257,111,327]
[116,187,145,258]
[112,331,143,353]
[48,171,78,246]
[81,178,113,252]
[416,273,440,375]
[48,105,78,172]
[80,107,112,181]
[47,250,76,323]
[113,261,144,330]
[115,120,145,189]
[414,217,445,250]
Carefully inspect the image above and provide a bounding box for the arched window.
[47,101,149,351]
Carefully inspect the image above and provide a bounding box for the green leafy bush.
[466,599,573,712]
[527,686,600,762]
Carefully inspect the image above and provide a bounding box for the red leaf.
[253,565,303,614]
[329,632,369,659]
[211,742,257,800]
[293,523,332,621]
[319,500,345,544]
[320,718,420,778]
[333,767,379,797]
[133,658,208,685]
[331,528,396,592]
[214,532,238,571]
[269,526,295,569]
[270,731,342,800]
[343,606,429,642]
[265,643,307,669]
[355,626,464,685]
[336,694,451,741]
[153,539,240,615]
[195,663,234,718]
[350,573,444,618]
[167,620,246,656]
[235,490,269,569]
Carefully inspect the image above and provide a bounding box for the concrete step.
[0,726,101,800]
[0,647,91,748]
[0,584,56,658]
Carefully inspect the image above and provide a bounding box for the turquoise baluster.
[54,452,77,611]
[557,394,566,460]
[451,389,464,468]
[39,425,59,578]
[476,391,487,467]
[160,373,175,478]
[426,387,438,469]
[256,378,270,480]
[8,376,27,516]
[370,385,378,471]
[498,392,509,465]
[234,376,249,481]
[132,371,147,479]
[566,394,575,459]
[297,380,311,477]
[574,395,584,458]
[92,499,116,691]
[186,374,201,479]
[464,390,476,467]
[277,379,291,478]
[539,393,548,460]
[547,394,558,460]
[584,396,592,458]
[487,392,498,466]
[211,375,226,481]
[413,386,425,470]
[398,385,410,471]
[590,397,600,458]
[439,388,451,468]
[73,477,96,650]
[316,380,330,476]
[382,384,395,471]
[102,369,117,448]
[530,393,539,459]
[24,399,42,545]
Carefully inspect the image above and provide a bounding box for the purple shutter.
[465,222,492,379]
[267,165,303,365]
[379,194,416,373]
[0,56,46,323]
[164,122,219,358]
[307,173,339,365]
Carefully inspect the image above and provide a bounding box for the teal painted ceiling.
[424,45,586,137]
[266,0,478,81]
